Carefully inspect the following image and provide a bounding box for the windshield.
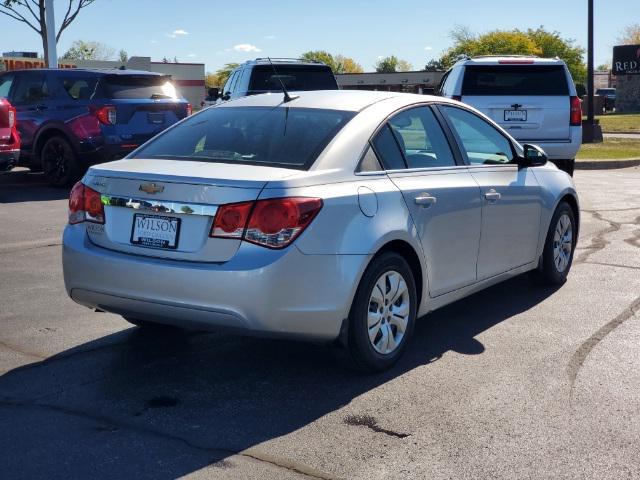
[102,74,181,99]
[462,65,569,96]
[131,106,356,170]
[248,65,338,93]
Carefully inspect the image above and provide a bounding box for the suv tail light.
[186,103,193,116]
[0,99,16,129]
[8,108,15,129]
[69,182,105,225]
[570,96,582,126]
[91,105,117,125]
[210,197,323,249]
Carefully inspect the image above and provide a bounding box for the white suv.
[437,56,582,175]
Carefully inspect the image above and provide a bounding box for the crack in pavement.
[0,341,48,361]
[0,238,62,255]
[575,211,621,264]
[567,295,640,396]
[582,261,640,271]
[0,398,340,480]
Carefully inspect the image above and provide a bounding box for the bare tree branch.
[0,5,40,34]
[57,0,96,41]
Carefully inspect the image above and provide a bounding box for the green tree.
[618,23,640,45]
[525,27,586,84]
[206,63,240,88]
[397,59,413,72]
[299,51,363,73]
[62,40,115,61]
[375,55,400,73]
[0,1,97,67]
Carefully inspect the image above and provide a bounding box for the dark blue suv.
[0,68,191,186]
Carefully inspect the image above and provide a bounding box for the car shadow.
[0,274,560,479]
[0,170,70,203]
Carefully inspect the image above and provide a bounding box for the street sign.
[612,44,640,75]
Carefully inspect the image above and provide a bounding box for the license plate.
[504,109,527,121]
[147,112,165,124]
[131,214,180,249]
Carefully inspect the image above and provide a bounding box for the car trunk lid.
[83,159,298,262]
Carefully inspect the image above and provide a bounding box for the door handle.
[414,193,437,207]
[484,189,501,202]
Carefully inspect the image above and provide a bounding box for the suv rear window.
[462,65,569,96]
[102,74,181,99]
[132,106,355,170]
[248,65,338,93]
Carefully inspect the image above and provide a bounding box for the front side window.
[12,74,50,104]
[388,106,456,169]
[441,105,514,165]
[0,74,14,99]
[132,106,356,170]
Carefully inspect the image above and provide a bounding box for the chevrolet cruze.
[62,90,579,371]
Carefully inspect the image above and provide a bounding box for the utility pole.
[45,0,58,68]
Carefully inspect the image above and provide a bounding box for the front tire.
[348,252,417,372]
[537,202,576,285]
[41,136,81,187]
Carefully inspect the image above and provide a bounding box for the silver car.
[62,90,579,371]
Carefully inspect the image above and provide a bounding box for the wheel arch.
[34,125,78,163]
[557,192,580,242]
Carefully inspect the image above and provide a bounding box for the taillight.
[186,103,193,116]
[8,107,15,129]
[210,197,323,249]
[570,96,582,126]
[92,106,117,125]
[68,182,105,225]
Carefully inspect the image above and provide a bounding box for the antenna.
[267,57,299,103]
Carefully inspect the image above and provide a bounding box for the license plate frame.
[504,109,528,121]
[130,213,181,250]
[147,112,165,124]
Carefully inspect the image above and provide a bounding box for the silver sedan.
[62,90,579,371]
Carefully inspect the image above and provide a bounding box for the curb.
[576,158,640,170]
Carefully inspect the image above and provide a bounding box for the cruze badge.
[139,183,164,194]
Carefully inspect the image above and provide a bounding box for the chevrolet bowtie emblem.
[139,183,164,194]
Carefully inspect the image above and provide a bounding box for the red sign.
[1,57,77,71]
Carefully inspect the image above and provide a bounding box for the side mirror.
[521,144,547,167]
[222,92,231,101]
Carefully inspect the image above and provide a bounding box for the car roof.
[456,56,567,66]
[5,68,166,76]
[241,58,329,68]
[216,89,420,112]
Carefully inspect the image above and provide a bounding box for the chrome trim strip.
[101,195,218,217]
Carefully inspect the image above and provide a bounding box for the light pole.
[45,0,58,68]
[584,0,602,143]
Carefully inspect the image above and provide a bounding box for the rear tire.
[535,202,576,285]
[348,252,417,372]
[41,136,82,187]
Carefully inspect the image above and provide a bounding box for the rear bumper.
[0,149,19,172]
[62,224,368,341]
[524,127,582,160]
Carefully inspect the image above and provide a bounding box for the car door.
[10,72,53,153]
[438,104,542,280]
[374,105,482,297]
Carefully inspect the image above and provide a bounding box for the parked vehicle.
[205,58,339,104]
[0,97,20,172]
[436,56,582,176]
[0,68,191,186]
[63,90,579,371]
[595,88,616,112]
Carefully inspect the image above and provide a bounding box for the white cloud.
[173,29,189,35]
[424,46,433,51]
[233,43,261,53]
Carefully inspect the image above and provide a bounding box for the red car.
[0,97,20,172]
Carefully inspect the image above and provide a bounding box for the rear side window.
[249,66,338,93]
[102,75,181,99]
[61,76,100,100]
[462,65,569,96]
[371,124,406,170]
[132,106,356,170]
[388,106,456,168]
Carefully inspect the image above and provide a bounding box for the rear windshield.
[462,65,569,96]
[248,65,338,93]
[102,75,181,100]
[131,106,356,170]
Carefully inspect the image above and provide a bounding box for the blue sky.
[0,0,632,71]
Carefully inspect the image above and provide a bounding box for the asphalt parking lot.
[1,167,639,480]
